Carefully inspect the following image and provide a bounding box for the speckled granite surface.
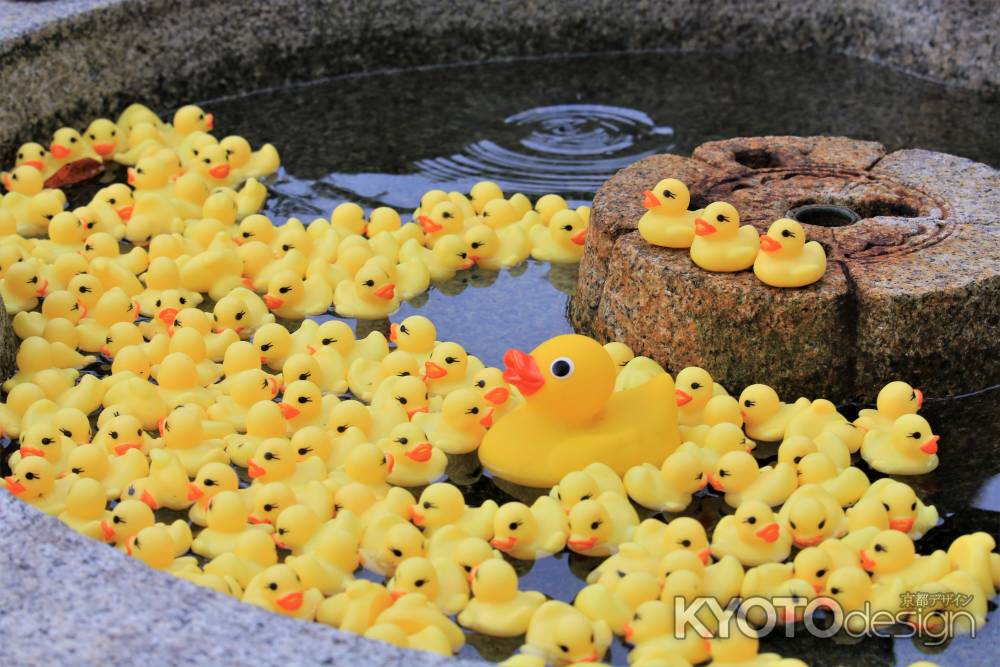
[0,491,476,667]
[570,136,1000,402]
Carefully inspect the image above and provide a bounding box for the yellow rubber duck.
[387,555,469,614]
[8,423,77,472]
[211,287,274,338]
[219,135,280,179]
[575,570,660,636]
[711,499,791,566]
[208,368,280,431]
[566,494,639,557]
[848,478,938,538]
[371,592,466,656]
[186,461,239,527]
[332,255,404,319]
[738,384,810,442]
[489,496,567,560]
[4,456,76,515]
[860,413,940,475]
[624,442,707,512]
[283,350,347,396]
[855,380,923,433]
[421,340,484,397]
[410,482,497,540]
[550,462,627,514]
[247,437,326,488]
[620,599,707,667]
[753,218,827,287]
[530,209,588,263]
[479,334,679,488]
[262,269,333,319]
[947,532,1000,598]
[413,388,491,455]
[104,499,189,556]
[204,529,279,589]
[466,223,531,270]
[117,449,187,511]
[243,563,324,621]
[64,442,148,500]
[398,234,472,281]
[156,404,228,476]
[692,422,754,468]
[534,193,569,224]
[521,600,612,665]
[818,566,904,634]
[657,549,744,606]
[458,558,544,637]
[776,484,847,548]
[359,513,425,576]
[795,454,870,508]
[778,433,850,472]
[2,165,46,195]
[58,477,111,540]
[347,348,420,403]
[91,413,153,458]
[277,379,338,431]
[790,546,834,595]
[388,315,436,360]
[689,202,758,272]
[378,422,447,487]
[190,490,258,559]
[282,526,360,596]
[1,258,49,313]
[673,366,727,426]
[316,579,393,634]
[416,200,466,247]
[630,516,712,565]
[708,450,797,508]
[858,529,951,588]
[638,178,701,249]
[327,442,392,499]
[707,619,805,666]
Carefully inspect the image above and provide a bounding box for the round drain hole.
[787,203,861,227]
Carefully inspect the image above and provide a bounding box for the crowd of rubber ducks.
[638,179,828,287]
[2,104,998,667]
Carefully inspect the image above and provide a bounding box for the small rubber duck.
[8,423,77,472]
[693,422,754,468]
[208,368,280,431]
[791,546,835,595]
[283,350,347,396]
[550,462,627,514]
[225,401,287,467]
[333,256,422,319]
[190,490,257,559]
[479,334,679,488]
[277,379,339,431]
[458,558,545,637]
[529,209,588,263]
[711,500,792,566]
[421,340,484,397]
[795,454,870,508]
[489,497,568,560]
[204,529,279,589]
[92,413,154,458]
[847,478,938,538]
[818,566,903,634]
[778,433,850,472]
[689,201,759,272]
[753,218,827,287]
[860,413,940,475]
[620,599,708,666]
[348,348,421,403]
[398,234,472,281]
[2,259,50,313]
[416,200,466,246]
[521,601,612,665]
[859,529,951,589]
[624,442,706,512]
[359,513,425,576]
[378,422,447,487]
[247,437,327,488]
[4,456,76,515]
[243,564,324,621]
[673,366,726,426]
[315,579,393,634]
[657,549,744,606]
[466,223,531,269]
[123,449,194,511]
[157,404,228,476]
[707,450,794,508]
[566,494,639,557]
[58,477,111,540]
[389,315,436,361]
[64,442,148,500]
[946,532,1000,598]
[638,178,700,249]
[776,484,848,548]
[187,461,240,527]
[386,555,469,614]
[211,287,274,338]
[102,499,188,553]
[262,269,333,319]
[413,388,492,455]
[371,592,466,656]
[738,384,810,442]
[327,443,393,499]
[574,570,660,636]
[855,380,923,433]
[411,483,498,540]
[629,516,712,565]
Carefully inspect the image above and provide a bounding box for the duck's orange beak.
[247,458,267,479]
[127,168,136,185]
[707,473,724,492]
[275,591,303,611]
[502,348,545,397]
[570,228,588,245]
[418,215,442,233]
[384,453,395,474]
[405,442,434,462]
[575,650,599,663]
[157,417,167,438]
[859,549,876,571]
[623,622,634,642]
[114,442,142,457]
[889,517,914,533]
[642,190,660,209]
[268,376,279,396]
[209,164,231,180]
[568,536,599,551]
[18,446,45,459]
[755,522,780,543]
[35,279,48,297]
[423,361,447,380]
[409,505,424,525]
[278,402,300,420]
[117,205,133,221]
[812,582,825,595]
[140,489,158,509]
[759,235,782,252]
[93,143,116,157]
[390,590,407,601]
[4,476,25,495]
[2,173,10,191]
[694,219,716,236]
[263,294,284,310]
[794,534,825,548]
[915,388,924,408]
[100,519,116,541]
[484,387,509,405]
[406,406,428,420]
[186,482,204,501]
[247,514,270,525]
[22,160,44,171]
[125,535,136,556]
[490,535,517,551]
[479,409,494,428]
[374,283,396,300]
[205,113,215,131]
[242,276,255,288]
[697,547,711,564]
[389,323,399,342]
[271,533,287,549]
[920,435,939,454]
[676,389,693,406]
[158,307,178,325]
[50,144,71,159]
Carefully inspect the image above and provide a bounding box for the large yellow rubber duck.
[855,380,923,433]
[479,334,679,488]
[458,558,545,637]
[753,218,827,287]
[689,202,758,272]
[490,497,568,560]
[638,178,701,249]
[711,499,791,566]
[860,413,940,475]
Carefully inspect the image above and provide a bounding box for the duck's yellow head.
[738,383,781,426]
[795,452,836,486]
[759,218,808,257]
[470,181,504,214]
[354,257,396,302]
[602,341,634,374]
[253,323,292,365]
[429,233,472,270]
[470,367,512,408]
[778,435,818,466]
[694,202,740,240]
[552,470,600,513]
[47,211,85,246]
[534,193,568,223]
[388,556,440,601]
[859,529,914,575]
[329,399,373,438]
[470,557,517,601]
[330,202,366,235]
[249,564,307,614]
[96,414,146,457]
[390,314,436,352]
[249,482,296,526]
[366,206,401,236]
[128,154,171,189]
[733,500,782,545]
[189,462,238,506]
[95,183,135,221]
[490,501,537,552]
[786,495,835,548]
[236,214,276,245]
[548,209,588,249]
[221,340,261,377]
[876,380,922,418]
[440,388,492,433]
[247,437,296,481]
[381,521,425,572]
[793,546,832,595]
[345,442,392,485]
[878,480,921,533]
[5,259,47,300]
[65,477,108,519]
[2,165,43,196]
[382,422,434,463]
[502,334,614,424]
[656,549,706,587]
[158,404,203,449]
[84,118,120,157]
[453,537,497,582]
[704,422,752,457]
[464,225,499,264]
[424,341,469,383]
[15,142,48,170]
[273,504,321,550]
[5,456,55,500]
[127,524,176,570]
[173,105,213,135]
[624,599,672,646]
[377,350,420,385]
[480,198,518,228]
[103,499,154,544]
[264,270,305,311]
[709,450,758,494]
[411,482,465,530]
[567,499,612,552]
[663,446,708,494]
[418,200,463,236]
[822,566,872,612]
[212,293,251,334]
[312,320,356,358]
[547,607,603,663]
[663,517,711,563]
[891,414,939,457]
[50,128,84,161]
[659,569,702,609]
[66,443,110,481]
[674,366,715,411]
[205,490,249,532]
[202,190,238,226]
[642,178,691,215]
[17,424,67,465]
[194,144,231,182]
[278,380,323,423]
[219,135,252,169]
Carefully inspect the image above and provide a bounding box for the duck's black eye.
[793,456,803,464]
[550,357,574,379]
[746,516,757,524]
[466,406,480,415]
[462,564,471,572]
[911,501,917,511]
[590,520,601,530]
[179,297,187,305]
[396,437,409,445]
[263,503,275,512]
[363,280,375,287]
[816,569,827,577]
[476,380,486,388]
[781,229,795,238]
[789,521,797,530]
[391,548,403,557]
[559,645,569,653]
[690,382,702,389]
[744,399,755,407]
[268,582,278,591]
[71,467,83,474]
[278,286,291,294]
[716,214,729,223]
[336,425,347,433]
[830,587,840,595]
[235,311,245,320]
[874,544,886,552]
[662,189,675,199]
[263,452,275,461]
[297,396,310,404]
[562,224,573,231]
[281,244,292,252]
[109,431,119,439]
[298,372,310,381]
[395,396,407,405]
[909,432,922,439]
[25,472,36,480]
[680,539,691,547]
[321,338,334,345]
[414,579,426,587]
[442,212,452,219]
[422,501,432,509]
[260,343,272,351]
[444,356,458,364]
[41,437,53,445]
[297,447,311,455]
[113,515,123,524]
[818,518,826,529]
